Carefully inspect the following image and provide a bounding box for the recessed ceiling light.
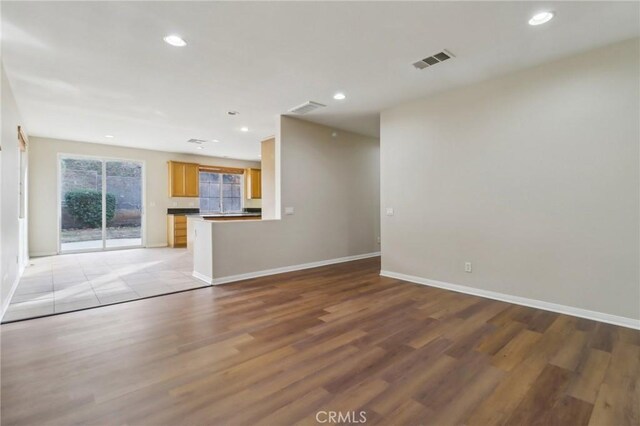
[212,139,220,143]
[528,12,554,26]
[333,92,346,100]
[163,35,187,47]
[105,135,114,138]
[196,146,204,150]
[240,127,249,132]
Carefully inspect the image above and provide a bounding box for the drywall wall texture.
[380,38,640,321]
[1,64,26,313]
[207,116,380,278]
[28,137,260,255]
[260,137,277,220]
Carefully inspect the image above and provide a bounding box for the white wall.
[200,116,380,279]
[1,64,28,315]
[29,137,260,256]
[380,38,640,323]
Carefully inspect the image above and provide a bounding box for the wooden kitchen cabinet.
[246,168,261,199]
[168,161,199,197]
[184,163,199,196]
[167,215,187,247]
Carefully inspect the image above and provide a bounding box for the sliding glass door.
[60,158,104,251]
[59,156,143,253]
[105,160,143,248]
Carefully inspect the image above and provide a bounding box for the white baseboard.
[1,263,25,322]
[146,243,169,248]
[192,271,213,284]
[380,270,640,330]
[193,252,381,286]
[29,251,57,258]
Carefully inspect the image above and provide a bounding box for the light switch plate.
[284,207,295,215]
[386,207,394,216]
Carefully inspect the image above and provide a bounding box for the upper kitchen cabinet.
[168,161,199,197]
[246,168,261,199]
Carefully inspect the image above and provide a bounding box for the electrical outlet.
[377,236,381,244]
[386,207,394,216]
[464,262,472,273]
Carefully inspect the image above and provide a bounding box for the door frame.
[57,153,146,254]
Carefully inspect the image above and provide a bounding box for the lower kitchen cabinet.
[167,215,187,247]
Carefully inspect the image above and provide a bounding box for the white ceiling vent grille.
[413,49,455,70]
[187,138,208,145]
[288,101,326,115]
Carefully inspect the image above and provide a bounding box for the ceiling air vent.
[288,101,326,115]
[187,138,208,145]
[413,49,455,70]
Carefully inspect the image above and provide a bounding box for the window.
[199,171,243,213]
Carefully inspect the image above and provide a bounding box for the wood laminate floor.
[1,257,639,425]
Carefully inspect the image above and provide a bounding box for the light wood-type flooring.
[2,257,639,425]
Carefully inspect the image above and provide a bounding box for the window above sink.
[199,171,243,214]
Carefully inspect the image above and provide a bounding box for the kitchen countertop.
[185,213,262,223]
[167,208,200,215]
[189,213,261,218]
[167,208,261,217]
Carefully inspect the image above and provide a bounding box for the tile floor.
[3,248,206,323]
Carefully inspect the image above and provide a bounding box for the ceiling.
[2,2,638,160]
